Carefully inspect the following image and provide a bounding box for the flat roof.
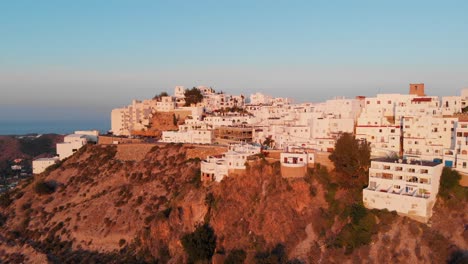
[34,157,58,161]
[66,134,86,138]
[372,157,441,167]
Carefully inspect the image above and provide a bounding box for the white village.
[33,83,468,223]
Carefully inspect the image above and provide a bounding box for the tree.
[181,223,216,263]
[329,133,371,178]
[262,136,275,149]
[184,87,204,106]
[153,91,169,100]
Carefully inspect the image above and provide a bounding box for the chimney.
[409,83,425,96]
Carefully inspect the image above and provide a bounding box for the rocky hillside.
[0,144,466,263]
[132,112,186,138]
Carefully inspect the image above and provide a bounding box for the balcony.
[406,176,419,183]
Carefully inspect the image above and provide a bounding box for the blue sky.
[0,0,467,122]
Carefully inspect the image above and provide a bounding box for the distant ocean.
[0,120,110,135]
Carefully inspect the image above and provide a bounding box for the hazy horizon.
[1,0,467,124]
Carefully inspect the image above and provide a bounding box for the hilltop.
[0,143,466,263]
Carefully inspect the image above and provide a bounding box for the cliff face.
[0,144,466,263]
[132,111,185,138]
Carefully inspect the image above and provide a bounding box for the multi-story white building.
[356,124,401,157]
[402,116,456,161]
[363,158,443,222]
[56,134,88,160]
[447,120,468,174]
[111,99,158,136]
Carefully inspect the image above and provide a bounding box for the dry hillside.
[0,144,466,263]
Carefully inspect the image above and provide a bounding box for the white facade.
[201,143,261,182]
[363,158,443,222]
[111,99,157,136]
[447,120,468,174]
[280,152,314,166]
[402,116,456,161]
[161,130,213,144]
[356,125,401,157]
[174,86,186,98]
[250,93,273,105]
[56,134,87,160]
[155,96,176,112]
[33,157,59,174]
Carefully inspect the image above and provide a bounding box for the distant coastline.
[0,119,110,135]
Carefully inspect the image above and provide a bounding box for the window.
[391,129,395,133]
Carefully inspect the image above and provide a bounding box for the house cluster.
[201,143,261,182]
[110,83,468,222]
[32,130,98,174]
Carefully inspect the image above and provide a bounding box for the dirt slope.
[0,144,466,263]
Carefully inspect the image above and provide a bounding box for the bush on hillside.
[181,223,216,263]
[438,167,468,204]
[225,249,247,264]
[34,180,57,195]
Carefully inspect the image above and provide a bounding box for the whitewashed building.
[363,158,443,222]
[56,134,88,160]
[201,143,261,182]
[161,130,213,144]
[32,157,59,174]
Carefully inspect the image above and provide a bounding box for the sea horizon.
[0,119,110,136]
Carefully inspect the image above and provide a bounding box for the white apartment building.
[445,120,468,174]
[441,96,462,115]
[111,99,157,136]
[363,158,443,222]
[155,96,176,112]
[161,130,213,144]
[32,157,59,174]
[56,134,88,160]
[394,96,441,121]
[402,116,456,161]
[356,125,401,157]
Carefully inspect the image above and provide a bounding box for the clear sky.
[1,0,467,123]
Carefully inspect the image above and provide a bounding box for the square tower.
[410,83,425,96]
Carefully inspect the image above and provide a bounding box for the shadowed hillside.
[0,144,466,263]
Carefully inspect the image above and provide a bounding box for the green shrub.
[255,244,286,264]
[0,212,7,227]
[34,180,56,195]
[0,191,13,208]
[181,223,216,263]
[439,167,468,203]
[225,249,247,264]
